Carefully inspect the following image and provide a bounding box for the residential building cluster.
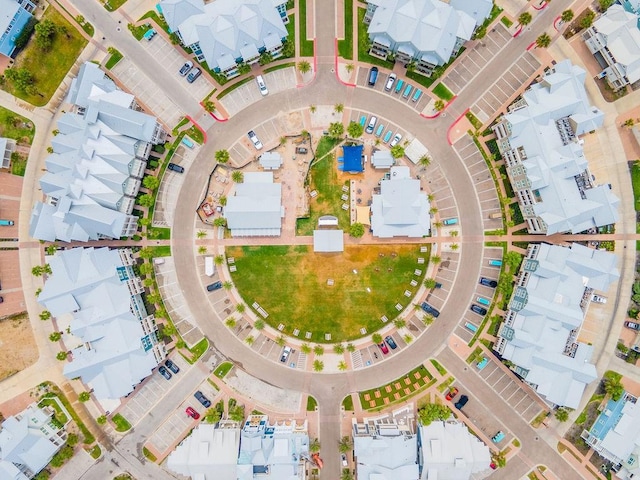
[37,247,165,407]
[352,415,492,479]
[495,242,619,408]
[0,403,68,479]
[364,0,493,76]
[492,60,619,234]
[158,0,289,79]
[29,62,166,242]
[167,414,309,480]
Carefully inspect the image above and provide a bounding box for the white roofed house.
[494,243,619,409]
[363,0,492,77]
[37,247,165,405]
[583,4,640,92]
[224,172,283,236]
[29,62,166,243]
[0,403,67,480]
[370,166,430,238]
[492,59,619,235]
[158,0,289,79]
[0,137,16,170]
[259,151,283,170]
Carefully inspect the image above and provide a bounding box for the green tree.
[561,9,574,22]
[75,15,85,24]
[138,193,155,207]
[223,281,233,290]
[334,103,344,114]
[78,391,91,402]
[394,318,406,329]
[347,121,364,139]
[213,217,227,227]
[232,171,244,183]
[237,63,251,75]
[259,51,273,65]
[254,319,265,330]
[604,375,624,401]
[301,343,312,354]
[390,145,405,159]
[35,19,57,50]
[310,438,321,453]
[424,278,437,289]
[580,10,596,29]
[492,450,506,468]
[313,360,324,371]
[96,415,107,425]
[418,403,450,425]
[32,265,44,276]
[245,335,255,345]
[142,175,159,190]
[45,244,57,255]
[35,287,42,297]
[225,317,236,328]
[341,469,354,480]
[434,99,445,111]
[431,255,441,264]
[334,344,345,354]
[404,334,413,343]
[298,60,311,74]
[346,343,355,352]
[43,264,52,275]
[422,314,434,326]
[350,222,365,238]
[328,121,345,138]
[599,0,614,11]
[215,149,230,164]
[518,12,532,26]
[139,262,154,275]
[555,407,569,422]
[49,332,62,342]
[197,230,207,239]
[198,246,207,255]
[203,100,216,113]
[139,247,154,259]
[282,39,294,57]
[39,310,52,321]
[338,436,352,453]
[372,333,383,344]
[419,155,431,168]
[205,408,222,424]
[535,33,552,49]
[219,196,227,206]
[5,68,34,92]
[147,292,161,305]
[313,345,324,356]
[56,351,68,361]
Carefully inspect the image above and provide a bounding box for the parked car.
[158,365,172,380]
[179,61,193,76]
[445,387,459,401]
[0,296,3,303]
[186,406,200,419]
[186,67,202,83]
[378,342,389,355]
[256,75,268,96]
[384,73,397,91]
[295,147,308,154]
[167,162,184,173]
[420,301,440,318]
[165,359,180,374]
[247,130,263,150]
[367,66,378,86]
[479,277,498,288]
[592,294,607,304]
[492,431,505,443]
[385,335,398,350]
[366,115,377,134]
[389,133,402,147]
[206,281,222,292]
[625,321,640,331]
[194,390,211,408]
[476,357,489,370]
[442,217,458,225]
[470,304,488,316]
[454,395,469,410]
[341,453,348,467]
[280,346,292,363]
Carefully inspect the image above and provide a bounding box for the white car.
[390,133,402,147]
[592,294,607,304]
[384,73,397,91]
[247,130,263,150]
[256,75,268,96]
[280,346,291,363]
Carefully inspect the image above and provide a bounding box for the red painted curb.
[420,95,458,119]
[526,41,536,51]
[185,114,208,143]
[513,25,523,38]
[553,16,562,31]
[446,107,470,146]
[200,102,229,122]
[532,1,547,10]
[334,38,356,87]
[297,39,318,88]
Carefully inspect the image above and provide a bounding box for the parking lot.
[0,172,23,317]
[141,34,214,103]
[442,26,513,94]
[155,142,200,227]
[355,68,431,113]
[452,135,502,231]
[471,51,541,122]
[219,67,297,117]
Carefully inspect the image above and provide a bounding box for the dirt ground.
[0,312,38,380]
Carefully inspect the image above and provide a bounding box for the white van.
[256,75,268,96]
[366,115,377,134]
[205,256,215,277]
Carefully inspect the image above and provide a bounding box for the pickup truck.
[420,301,440,318]
[295,147,308,154]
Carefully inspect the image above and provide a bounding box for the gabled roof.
[224,172,282,235]
[259,151,283,170]
[354,431,419,480]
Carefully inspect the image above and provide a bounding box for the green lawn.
[10,154,27,176]
[298,0,315,56]
[306,396,318,411]
[105,49,123,69]
[296,136,346,235]
[103,0,128,11]
[357,8,394,69]
[214,361,233,378]
[430,359,447,376]
[149,245,171,257]
[284,14,296,59]
[218,77,254,98]
[342,394,354,410]
[264,62,296,73]
[227,244,430,343]
[0,106,34,145]
[465,111,484,131]
[2,8,87,106]
[630,163,640,212]
[432,82,454,101]
[501,16,513,28]
[337,0,354,60]
[112,413,132,432]
[358,365,434,410]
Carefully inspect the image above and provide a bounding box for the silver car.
[247,130,263,150]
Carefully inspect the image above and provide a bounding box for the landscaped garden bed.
[359,365,434,410]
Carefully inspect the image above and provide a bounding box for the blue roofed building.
[0,0,35,59]
[341,144,364,173]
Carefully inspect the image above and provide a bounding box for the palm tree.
[31,265,44,277]
[334,103,344,114]
[434,100,445,111]
[231,171,244,183]
[222,281,233,290]
[225,317,236,328]
[338,436,352,453]
[394,319,406,329]
[236,303,246,313]
[313,345,324,356]
[424,278,437,289]
[203,100,216,113]
[276,335,286,346]
[535,33,551,49]
[310,438,321,453]
[313,360,324,372]
[245,335,255,345]
[450,230,458,237]
[309,104,317,113]
[431,255,441,264]
[345,63,354,73]
[419,155,431,168]
[561,9,574,23]
[450,243,459,251]
[298,60,311,74]
[346,343,355,352]
[254,319,265,330]
[215,149,230,164]
[334,344,345,354]
[404,334,413,344]
[337,361,347,371]
[518,12,532,26]
[372,333,383,344]
[197,230,207,239]
[198,246,207,254]
[214,254,225,265]
[301,343,312,354]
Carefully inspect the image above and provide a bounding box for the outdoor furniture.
[404,290,412,297]
[410,280,418,287]
[278,324,284,331]
[341,194,348,201]
[342,185,349,192]
[325,333,331,341]
[414,269,422,275]
[360,327,367,334]
[342,204,348,210]
[420,246,427,252]
[229,265,237,272]
[327,279,334,286]
[417,257,425,264]
[381,315,388,323]
[293,329,300,337]
[310,190,318,197]
[227,257,235,264]
[305,331,312,339]
[395,303,403,311]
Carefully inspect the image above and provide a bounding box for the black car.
[158,365,172,380]
[207,281,222,292]
[194,390,211,408]
[420,301,440,318]
[385,335,398,350]
[167,162,184,173]
[454,395,468,409]
[470,304,487,316]
[165,359,180,374]
[479,277,498,288]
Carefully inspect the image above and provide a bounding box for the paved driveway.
[140,35,214,102]
[111,57,184,128]
[220,67,297,117]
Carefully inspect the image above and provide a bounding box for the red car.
[378,342,389,354]
[445,387,459,401]
[186,406,200,420]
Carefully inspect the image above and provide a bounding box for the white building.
[0,403,67,479]
[159,0,288,79]
[418,420,492,480]
[37,247,165,405]
[495,243,619,408]
[492,60,618,234]
[583,4,640,92]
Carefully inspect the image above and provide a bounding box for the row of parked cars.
[178,61,202,83]
[367,67,423,102]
